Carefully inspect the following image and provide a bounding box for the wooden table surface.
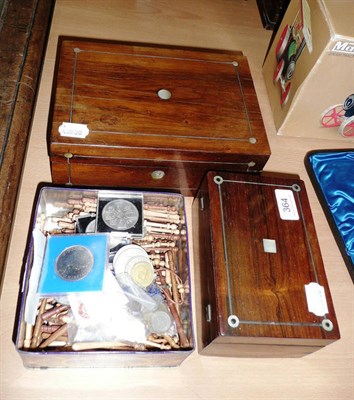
[1,1,353,399]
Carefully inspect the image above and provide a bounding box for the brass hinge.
[63,152,73,185]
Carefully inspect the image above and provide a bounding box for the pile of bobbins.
[25,299,71,350]
[26,194,191,352]
[138,201,190,349]
[37,195,97,234]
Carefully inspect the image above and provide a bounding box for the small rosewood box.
[192,171,340,357]
[47,37,270,195]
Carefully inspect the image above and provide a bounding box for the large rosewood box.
[192,171,340,357]
[48,37,270,195]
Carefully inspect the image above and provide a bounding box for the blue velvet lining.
[309,151,354,265]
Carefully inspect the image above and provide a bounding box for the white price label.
[275,189,299,220]
[305,282,329,317]
[59,122,89,138]
[301,0,313,53]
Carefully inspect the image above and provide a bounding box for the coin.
[130,260,154,288]
[102,199,139,230]
[149,309,172,334]
[85,219,96,233]
[55,245,94,281]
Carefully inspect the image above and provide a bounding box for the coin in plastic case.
[102,199,139,230]
[55,245,94,281]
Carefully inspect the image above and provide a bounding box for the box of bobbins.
[15,186,193,368]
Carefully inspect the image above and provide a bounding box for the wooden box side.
[192,179,219,352]
[49,154,268,196]
[201,336,333,358]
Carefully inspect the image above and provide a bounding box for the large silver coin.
[55,245,94,281]
[102,199,139,230]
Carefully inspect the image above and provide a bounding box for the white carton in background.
[263,0,354,141]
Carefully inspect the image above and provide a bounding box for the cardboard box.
[15,187,194,368]
[192,171,340,357]
[263,0,354,141]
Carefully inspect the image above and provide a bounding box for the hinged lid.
[48,37,270,163]
[203,171,339,341]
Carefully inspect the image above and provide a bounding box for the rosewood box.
[192,171,340,357]
[15,187,193,368]
[47,37,270,195]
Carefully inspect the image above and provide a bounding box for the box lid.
[48,37,269,164]
[204,171,339,342]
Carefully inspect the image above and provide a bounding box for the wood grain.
[0,0,54,294]
[193,171,340,356]
[48,37,270,192]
